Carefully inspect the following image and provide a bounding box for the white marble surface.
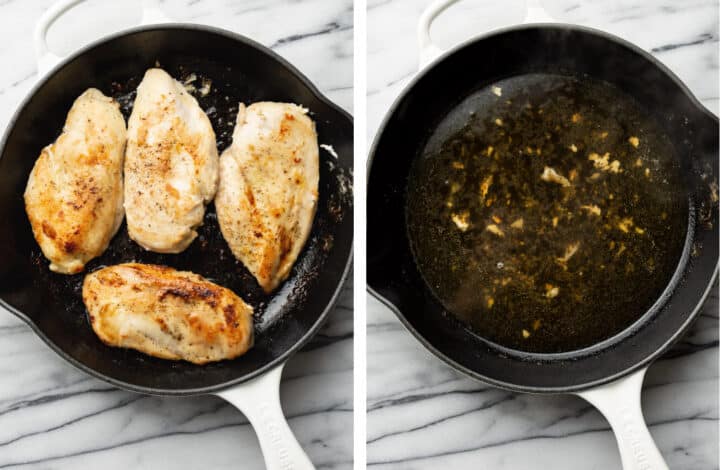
[0,1,352,469]
[367,0,719,468]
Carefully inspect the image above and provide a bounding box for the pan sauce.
[406,74,688,353]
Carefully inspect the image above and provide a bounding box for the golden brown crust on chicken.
[216,102,319,293]
[82,263,253,364]
[24,88,126,274]
[124,68,218,253]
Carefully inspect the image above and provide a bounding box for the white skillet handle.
[417,0,457,68]
[418,0,557,68]
[216,363,315,470]
[576,368,668,470]
[34,0,171,76]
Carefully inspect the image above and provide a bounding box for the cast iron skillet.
[0,3,352,469]
[367,2,717,469]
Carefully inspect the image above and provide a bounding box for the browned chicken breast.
[24,88,126,274]
[124,68,218,253]
[215,102,319,293]
[83,263,253,364]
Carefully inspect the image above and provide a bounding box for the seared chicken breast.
[216,102,319,293]
[124,68,218,253]
[24,88,126,274]
[83,263,253,364]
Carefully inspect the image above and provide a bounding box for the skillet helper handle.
[576,368,669,470]
[418,0,556,68]
[34,0,171,76]
[216,363,315,470]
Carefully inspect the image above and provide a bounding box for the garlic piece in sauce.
[451,212,470,231]
[479,175,493,202]
[617,217,634,233]
[588,152,622,173]
[580,204,602,216]
[486,224,505,237]
[545,284,560,299]
[557,242,580,264]
[541,167,571,187]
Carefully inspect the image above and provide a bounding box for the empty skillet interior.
[0,26,353,395]
[368,26,718,392]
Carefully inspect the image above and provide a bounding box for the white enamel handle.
[216,363,315,470]
[34,0,171,76]
[577,368,668,470]
[418,0,557,68]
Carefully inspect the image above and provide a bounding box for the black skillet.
[367,2,717,469]
[0,4,352,469]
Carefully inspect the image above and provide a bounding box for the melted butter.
[406,74,688,353]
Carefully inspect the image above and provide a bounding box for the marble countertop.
[0,1,353,469]
[367,0,718,468]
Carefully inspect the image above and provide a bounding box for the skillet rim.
[366,22,719,393]
[0,23,354,396]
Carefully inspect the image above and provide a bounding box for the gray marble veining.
[367,0,718,468]
[0,1,353,468]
